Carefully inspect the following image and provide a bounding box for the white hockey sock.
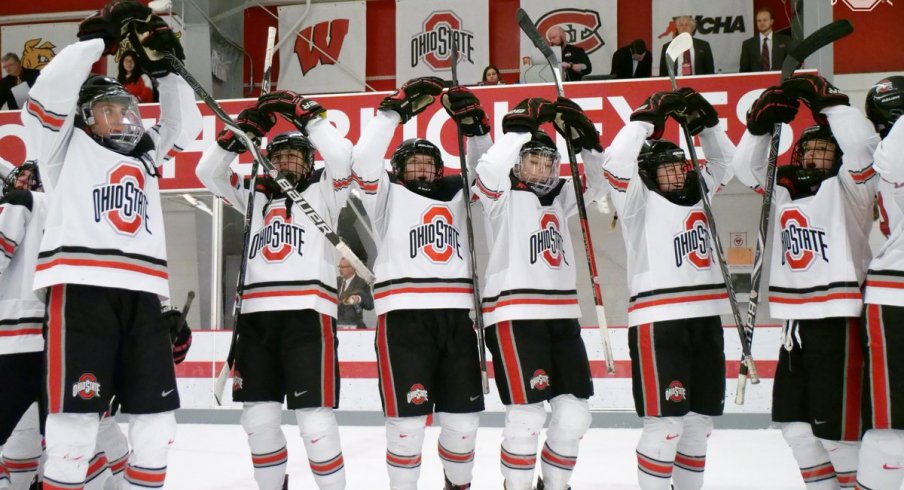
[43,412,100,489]
[3,403,42,490]
[821,438,860,488]
[636,416,683,490]
[782,422,840,489]
[0,447,9,490]
[540,395,590,490]
[97,415,129,490]
[672,412,712,490]
[437,412,479,486]
[125,411,175,490]
[501,403,546,490]
[856,429,904,490]
[83,451,111,490]
[296,407,345,490]
[385,416,427,490]
[242,403,287,490]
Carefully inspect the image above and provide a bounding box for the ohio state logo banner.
[652,0,753,74]
[277,2,367,94]
[395,0,489,84]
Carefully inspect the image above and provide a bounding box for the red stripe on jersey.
[638,324,660,417]
[767,292,861,305]
[482,297,578,313]
[376,315,398,417]
[25,100,65,129]
[604,170,629,191]
[37,258,168,279]
[801,462,836,481]
[125,465,167,486]
[310,454,344,474]
[241,289,338,304]
[2,457,39,471]
[353,173,379,193]
[333,175,353,190]
[0,235,16,256]
[47,285,65,414]
[86,453,109,481]
[866,305,892,429]
[373,286,473,300]
[496,322,527,404]
[386,451,421,467]
[438,444,474,463]
[500,448,536,469]
[628,292,728,312]
[0,328,43,337]
[850,166,877,183]
[321,314,336,407]
[674,452,706,470]
[475,176,502,199]
[540,444,576,469]
[636,452,673,478]
[864,279,904,289]
[251,448,288,467]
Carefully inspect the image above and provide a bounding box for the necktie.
[681,50,692,76]
[761,37,770,71]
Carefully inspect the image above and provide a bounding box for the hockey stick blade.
[781,20,853,79]
[214,363,229,405]
[665,33,693,67]
[516,8,559,69]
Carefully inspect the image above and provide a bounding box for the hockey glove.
[553,97,602,153]
[441,86,490,137]
[78,14,120,55]
[257,90,326,135]
[128,15,184,78]
[631,91,687,140]
[163,308,192,365]
[781,74,849,118]
[502,97,556,134]
[677,87,719,136]
[216,108,276,154]
[380,76,445,124]
[746,87,799,136]
[104,0,153,30]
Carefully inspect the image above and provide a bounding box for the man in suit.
[611,39,652,79]
[336,257,373,329]
[0,53,39,110]
[658,15,714,77]
[739,7,793,72]
[547,26,592,81]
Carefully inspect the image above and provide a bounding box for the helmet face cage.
[637,140,700,204]
[514,140,561,197]
[79,92,145,154]
[866,76,904,134]
[4,161,41,193]
[390,139,444,184]
[266,132,316,187]
[790,126,842,178]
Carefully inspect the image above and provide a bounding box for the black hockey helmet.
[513,131,561,196]
[782,125,843,200]
[390,138,444,194]
[866,76,904,137]
[637,139,700,205]
[77,74,145,154]
[265,131,316,188]
[3,160,41,194]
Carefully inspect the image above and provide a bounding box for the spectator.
[0,53,40,110]
[658,15,714,77]
[739,7,793,72]
[117,51,155,103]
[546,26,592,81]
[611,39,652,79]
[336,257,373,329]
[479,64,505,86]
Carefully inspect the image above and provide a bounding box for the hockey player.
[604,88,735,489]
[351,78,491,490]
[856,76,904,490]
[195,89,352,490]
[733,74,880,489]
[473,97,606,490]
[21,2,202,488]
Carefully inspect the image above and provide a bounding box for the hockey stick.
[517,8,616,374]
[664,33,760,403]
[450,37,489,394]
[736,19,854,404]
[181,290,196,320]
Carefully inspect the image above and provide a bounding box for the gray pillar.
[801,0,835,80]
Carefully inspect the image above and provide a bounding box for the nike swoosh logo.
[161,389,175,397]
[884,464,904,470]
[665,434,679,440]
[399,434,408,438]
[294,391,308,397]
[311,437,324,444]
[470,395,481,402]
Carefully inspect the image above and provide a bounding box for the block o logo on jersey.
[779,208,829,271]
[530,211,567,268]
[410,11,475,71]
[665,380,686,403]
[248,205,306,263]
[529,369,550,390]
[409,205,462,263]
[536,9,604,54]
[673,210,711,269]
[92,163,151,236]
[72,373,101,400]
[407,384,429,405]
[833,0,891,12]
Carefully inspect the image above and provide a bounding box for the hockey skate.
[534,477,570,490]
[444,474,470,489]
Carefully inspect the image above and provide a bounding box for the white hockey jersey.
[23,39,202,299]
[604,121,734,326]
[865,117,904,306]
[351,110,490,315]
[195,118,353,317]
[473,131,607,326]
[0,190,47,355]
[731,105,880,319]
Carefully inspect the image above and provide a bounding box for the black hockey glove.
[781,74,849,118]
[128,15,185,77]
[216,108,276,154]
[163,308,192,365]
[676,87,719,136]
[257,90,326,135]
[77,14,120,55]
[746,87,799,136]
[441,86,490,137]
[553,97,602,153]
[379,76,445,124]
[502,97,556,134]
[630,91,687,140]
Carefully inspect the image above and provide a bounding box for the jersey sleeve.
[21,39,105,190]
[466,133,493,184]
[306,116,353,221]
[602,121,651,217]
[351,110,397,234]
[729,130,771,191]
[472,131,532,218]
[698,124,736,198]
[195,143,248,213]
[558,147,610,219]
[824,105,880,209]
[874,117,904,183]
[146,73,203,168]
[0,190,33,273]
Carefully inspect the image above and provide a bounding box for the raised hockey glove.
[257,90,326,135]
[104,0,153,29]
[781,74,849,118]
[78,14,121,55]
[631,91,687,140]
[554,97,602,153]
[128,15,184,77]
[677,87,719,136]
[441,86,490,137]
[502,97,556,134]
[216,108,276,154]
[746,87,799,136]
[380,76,445,124]
[163,308,192,364]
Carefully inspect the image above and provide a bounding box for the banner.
[276,2,367,94]
[395,0,489,85]
[518,0,617,83]
[0,22,78,73]
[652,0,753,74]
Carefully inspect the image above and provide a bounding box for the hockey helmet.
[3,161,41,194]
[782,125,842,200]
[866,76,904,137]
[390,138,444,194]
[513,131,561,197]
[78,74,145,154]
[265,131,316,189]
[637,140,700,206]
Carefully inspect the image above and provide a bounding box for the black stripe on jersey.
[243,279,337,294]
[768,281,862,295]
[867,269,904,277]
[0,317,44,327]
[37,246,167,267]
[0,190,34,211]
[629,282,728,303]
[373,277,473,289]
[482,288,578,304]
